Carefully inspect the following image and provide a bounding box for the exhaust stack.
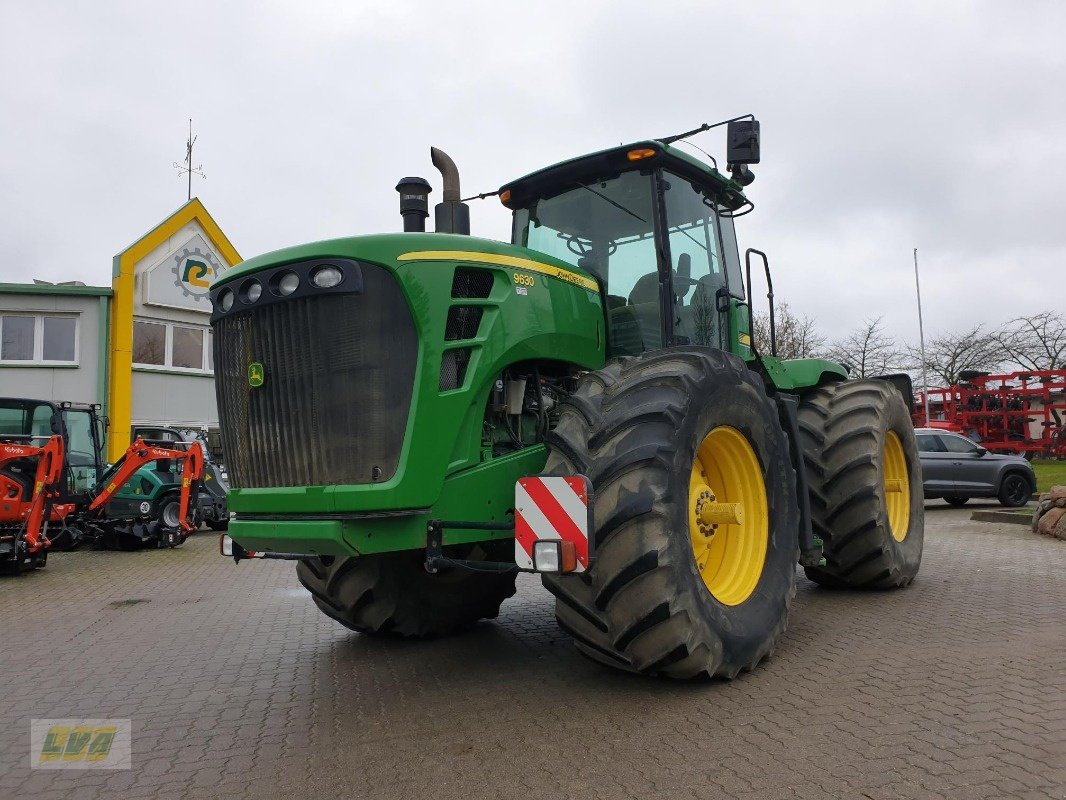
[430,147,470,235]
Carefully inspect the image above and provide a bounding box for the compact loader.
[213,117,924,677]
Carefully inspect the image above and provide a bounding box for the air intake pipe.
[430,147,470,235]
[396,177,432,232]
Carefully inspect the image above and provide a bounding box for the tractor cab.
[500,133,757,359]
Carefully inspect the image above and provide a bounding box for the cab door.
[659,171,729,350]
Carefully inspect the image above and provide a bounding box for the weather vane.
[173,118,206,201]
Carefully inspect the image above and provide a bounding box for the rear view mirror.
[727,120,761,165]
[975,446,989,457]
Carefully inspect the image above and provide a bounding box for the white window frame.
[132,318,213,375]
[0,313,80,366]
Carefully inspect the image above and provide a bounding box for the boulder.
[1056,513,1066,541]
[1037,506,1066,536]
[1032,485,1066,538]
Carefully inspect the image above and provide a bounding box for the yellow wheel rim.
[688,426,769,606]
[883,430,910,542]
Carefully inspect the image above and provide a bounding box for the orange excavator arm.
[0,435,65,553]
[87,439,205,533]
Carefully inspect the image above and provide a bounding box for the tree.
[909,324,1004,386]
[751,301,827,360]
[993,311,1066,372]
[826,317,903,378]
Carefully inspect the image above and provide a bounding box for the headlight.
[218,289,234,312]
[312,265,344,288]
[277,271,300,296]
[243,280,263,304]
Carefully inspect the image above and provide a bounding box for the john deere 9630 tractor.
[212,117,923,678]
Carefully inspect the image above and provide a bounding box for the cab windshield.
[514,168,741,356]
[514,170,662,355]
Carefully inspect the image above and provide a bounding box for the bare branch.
[826,317,903,378]
[908,324,1004,386]
[751,301,827,360]
[992,311,1066,371]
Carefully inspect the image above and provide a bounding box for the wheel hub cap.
[883,431,910,542]
[688,426,769,606]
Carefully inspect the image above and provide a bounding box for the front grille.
[213,263,417,488]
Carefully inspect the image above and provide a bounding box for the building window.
[43,317,77,361]
[132,319,212,374]
[1,316,34,360]
[172,326,204,370]
[133,321,166,366]
[0,314,78,364]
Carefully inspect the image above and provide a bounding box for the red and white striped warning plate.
[514,475,592,572]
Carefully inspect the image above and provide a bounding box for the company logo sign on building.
[143,233,228,312]
[174,250,216,297]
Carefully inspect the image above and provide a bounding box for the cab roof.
[499,140,750,212]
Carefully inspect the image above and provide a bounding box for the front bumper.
[227,446,548,557]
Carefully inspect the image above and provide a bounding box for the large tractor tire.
[297,543,517,638]
[542,347,799,679]
[797,380,924,588]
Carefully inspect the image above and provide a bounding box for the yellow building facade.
[107,199,240,460]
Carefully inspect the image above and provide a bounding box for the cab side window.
[30,405,53,437]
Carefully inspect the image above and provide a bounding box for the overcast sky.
[2,1,1063,346]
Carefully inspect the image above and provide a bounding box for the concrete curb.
[970,509,1035,525]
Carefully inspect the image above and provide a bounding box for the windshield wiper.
[576,182,649,225]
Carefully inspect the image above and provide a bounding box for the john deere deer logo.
[248,362,264,388]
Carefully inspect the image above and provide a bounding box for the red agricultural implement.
[914,369,1066,459]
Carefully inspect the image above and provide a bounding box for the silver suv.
[914,428,1036,507]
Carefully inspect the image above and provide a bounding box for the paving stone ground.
[1,501,1063,800]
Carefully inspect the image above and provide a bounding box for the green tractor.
[212,117,923,678]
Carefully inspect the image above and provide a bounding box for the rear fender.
[873,373,915,414]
